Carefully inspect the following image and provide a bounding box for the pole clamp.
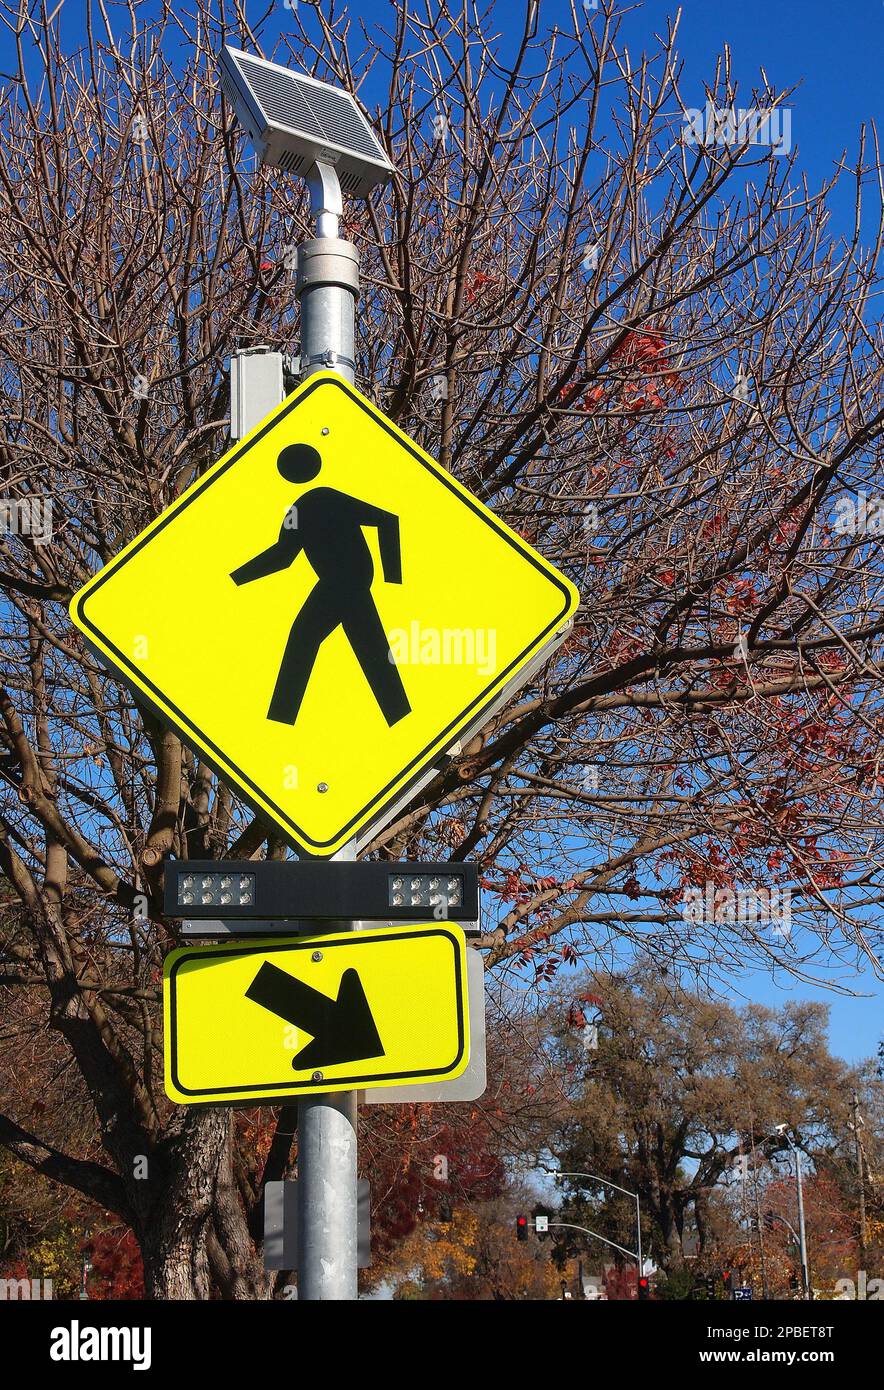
[300,349,357,376]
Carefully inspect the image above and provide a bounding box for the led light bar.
[387,872,464,911]
[164,860,478,926]
[176,870,256,909]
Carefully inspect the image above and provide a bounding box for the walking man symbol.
[231,443,411,728]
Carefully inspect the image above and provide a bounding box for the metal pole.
[296,162,359,384]
[542,1167,643,1291]
[749,1110,769,1300]
[296,1089,358,1300]
[793,1145,811,1301]
[851,1091,867,1296]
[295,164,361,1301]
[296,841,360,1300]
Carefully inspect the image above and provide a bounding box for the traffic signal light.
[705,1274,716,1298]
[722,1269,732,1294]
[788,1271,799,1294]
[638,1276,650,1300]
[516,1214,528,1242]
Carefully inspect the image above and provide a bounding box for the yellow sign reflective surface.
[163,924,470,1104]
[71,373,578,855]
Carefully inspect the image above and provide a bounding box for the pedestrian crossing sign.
[70,372,578,856]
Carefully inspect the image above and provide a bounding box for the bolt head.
[311,950,323,962]
[317,781,329,793]
[312,1070,324,1082]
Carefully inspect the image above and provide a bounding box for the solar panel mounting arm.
[307,160,343,240]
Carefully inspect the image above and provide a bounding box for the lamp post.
[778,1130,811,1301]
[850,1091,868,1296]
[540,1166,644,1296]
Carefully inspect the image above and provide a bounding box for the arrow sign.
[245,961,384,1070]
[163,925,469,1103]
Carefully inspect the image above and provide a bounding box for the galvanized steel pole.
[294,163,361,1301]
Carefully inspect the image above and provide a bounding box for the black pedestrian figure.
[231,443,411,728]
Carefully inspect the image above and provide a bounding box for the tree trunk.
[656,1193,684,1272]
[136,1109,269,1299]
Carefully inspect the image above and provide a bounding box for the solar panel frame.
[220,46,394,199]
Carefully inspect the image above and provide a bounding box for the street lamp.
[539,1165,644,1298]
[217,44,395,1302]
[776,1126,811,1301]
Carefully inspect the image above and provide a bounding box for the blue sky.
[721,962,881,1067]
[611,0,883,1063]
[630,0,882,238]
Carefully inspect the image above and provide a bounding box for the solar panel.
[296,84,384,162]
[219,47,394,199]
[235,57,326,139]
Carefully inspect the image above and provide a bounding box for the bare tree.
[2,0,884,1296]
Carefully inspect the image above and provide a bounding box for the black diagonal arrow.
[245,961,385,1071]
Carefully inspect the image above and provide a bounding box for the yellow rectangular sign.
[163,924,469,1104]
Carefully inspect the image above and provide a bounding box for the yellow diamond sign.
[71,372,578,855]
[163,924,469,1103]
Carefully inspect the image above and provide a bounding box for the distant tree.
[543,967,866,1273]
[387,1198,562,1301]
[654,1266,698,1301]
[360,1108,505,1284]
[603,1263,642,1300]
